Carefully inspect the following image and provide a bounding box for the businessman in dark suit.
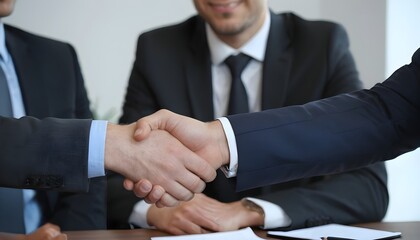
[0,0,106,233]
[0,0,218,233]
[0,19,217,233]
[110,0,388,232]
[133,47,420,197]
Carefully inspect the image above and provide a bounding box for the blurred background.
[4,0,419,222]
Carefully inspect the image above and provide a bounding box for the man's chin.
[211,22,248,36]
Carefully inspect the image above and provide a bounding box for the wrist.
[147,204,161,227]
[104,123,135,178]
[104,123,118,171]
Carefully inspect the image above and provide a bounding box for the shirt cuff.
[245,197,292,229]
[217,117,238,178]
[129,200,155,229]
[87,120,107,178]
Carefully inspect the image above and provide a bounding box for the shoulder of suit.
[272,11,344,32]
[4,24,73,49]
[270,11,347,41]
[139,15,203,39]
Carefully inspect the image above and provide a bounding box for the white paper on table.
[151,227,264,240]
[268,223,401,240]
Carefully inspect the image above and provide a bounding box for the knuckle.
[189,177,205,193]
[180,191,194,201]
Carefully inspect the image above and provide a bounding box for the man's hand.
[123,179,170,207]
[104,123,217,207]
[134,109,230,169]
[124,109,231,205]
[26,223,67,240]
[146,193,264,235]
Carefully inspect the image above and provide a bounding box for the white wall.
[4,0,385,121]
[3,0,418,222]
[319,0,387,87]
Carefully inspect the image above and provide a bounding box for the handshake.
[105,110,231,207]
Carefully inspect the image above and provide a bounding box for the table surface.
[64,222,420,240]
[0,222,418,240]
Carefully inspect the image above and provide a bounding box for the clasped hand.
[122,109,230,207]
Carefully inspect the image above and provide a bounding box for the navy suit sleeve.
[247,23,387,229]
[229,48,420,190]
[0,116,91,192]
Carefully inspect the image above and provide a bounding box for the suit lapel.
[261,12,294,110]
[5,26,49,117]
[185,17,214,121]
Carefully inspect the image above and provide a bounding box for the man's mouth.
[209,1,241,13]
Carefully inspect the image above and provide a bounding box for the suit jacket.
[229,47,420,190]
[0,117,91,191]
[112,12,388,230]
[0,25,106,230]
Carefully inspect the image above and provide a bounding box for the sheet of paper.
[151,227,264,240]
[268,223,401,240]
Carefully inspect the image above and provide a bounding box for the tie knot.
[224,53,252,77]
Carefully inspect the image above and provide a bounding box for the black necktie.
[225,53,252,115]
[0,65,26,233]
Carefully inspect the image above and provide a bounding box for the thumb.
[133,109,175,141]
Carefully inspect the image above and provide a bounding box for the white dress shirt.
[129,11,291,230]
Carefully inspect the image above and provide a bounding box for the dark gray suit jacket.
[111,12,388,230]
[0,25,106,230]
[0,116,91,191]
[229,47,420,191]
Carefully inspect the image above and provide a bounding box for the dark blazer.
[0,25,106,230]
[229,47,420,190]
[0,116,91,191]
[0,116,91,192]
[112,12,388,230]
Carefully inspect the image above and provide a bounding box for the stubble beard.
[210,13,255,37]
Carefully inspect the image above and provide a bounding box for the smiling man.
[109,0,389,233]
[193,0,266,48]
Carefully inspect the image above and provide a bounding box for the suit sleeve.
[231,24,389,229]
[229,48,420,196]
[0,116,91,192]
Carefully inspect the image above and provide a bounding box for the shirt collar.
[206,10,270,65]
[0,22,9,62]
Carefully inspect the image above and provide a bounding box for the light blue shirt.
[0,22,106,233]
[88,120,107,178]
